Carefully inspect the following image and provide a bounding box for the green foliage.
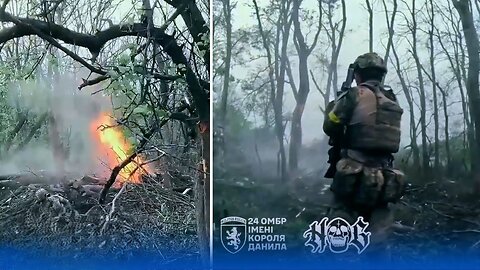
[215,101,253,138]
[397,133,472,180]
[132,104,150,116]
[198,32,210,47]
[123,128,137,155]
[47,55,59,69]
[0,62,29,144]
[155,109,169,119]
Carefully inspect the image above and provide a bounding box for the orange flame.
[90,113,152,183]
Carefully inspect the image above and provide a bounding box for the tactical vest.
[345,82,403,153]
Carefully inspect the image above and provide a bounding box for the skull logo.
[327,218,351,253]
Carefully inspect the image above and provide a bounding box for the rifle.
[324,64,355,178]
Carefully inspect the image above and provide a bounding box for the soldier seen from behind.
[323,52,405,256]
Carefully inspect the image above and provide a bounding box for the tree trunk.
[457,32,476,174]
[16,113,49,151]
[196,121,210,265]
[252,0,289,181]
[410,0,430,175]
[288,0,321,172]
[151,0,211,263]
[382,0,397,64]
[453,0,480,190]
[428,0,440,174]
[435,13,468,175]
[323,0,346,108]
[274,0,292,182]
[391,41,420,167]
[48,115,66,176]
[421,65,450,176]
[165,0,210,70]
[219,0,232,128]
[439,85,451,173]
[4,112,27,153]
[366,0,373,52]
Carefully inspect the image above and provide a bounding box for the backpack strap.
[360,82,397,102]
[359,82,379,93]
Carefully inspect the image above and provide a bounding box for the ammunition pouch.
[354,166,384,208]
[330,157,405,208]
[331,158,363,198]
[381,168,406,203]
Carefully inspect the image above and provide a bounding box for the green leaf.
[107,69,119,79]
[118,54,131,66]
[155,109,170,119]
[118,66,129,73]
[132,105,151,116]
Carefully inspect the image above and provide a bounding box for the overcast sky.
[218,0,471,146]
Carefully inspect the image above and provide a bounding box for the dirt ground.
[213,167,480,261]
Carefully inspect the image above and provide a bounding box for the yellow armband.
[328,111,341,124]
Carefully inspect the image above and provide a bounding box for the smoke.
[221,123,331,180]
[0,69,112,179]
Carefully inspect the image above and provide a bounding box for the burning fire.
[90,113,152,184]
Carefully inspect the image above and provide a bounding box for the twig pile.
[0,170,197,262]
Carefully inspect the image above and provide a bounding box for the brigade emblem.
[221,216,247,254]
[303,217,371,254]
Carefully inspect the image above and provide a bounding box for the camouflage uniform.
[323,53,405,256]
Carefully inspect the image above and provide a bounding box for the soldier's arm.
[323,88,358,137]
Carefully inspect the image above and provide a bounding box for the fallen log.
[79,184,104,197]
[0,179,22,190]
[0,173,109,211]
[0,171,73,185]
[69,175,106,188]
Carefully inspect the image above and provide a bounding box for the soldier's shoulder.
[335,88,360,108]
[345,87,362,101]
[338,87,359,99]
[381,85,398,101]
[337,90,349,100]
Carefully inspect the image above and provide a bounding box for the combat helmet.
[353,52,387,73]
